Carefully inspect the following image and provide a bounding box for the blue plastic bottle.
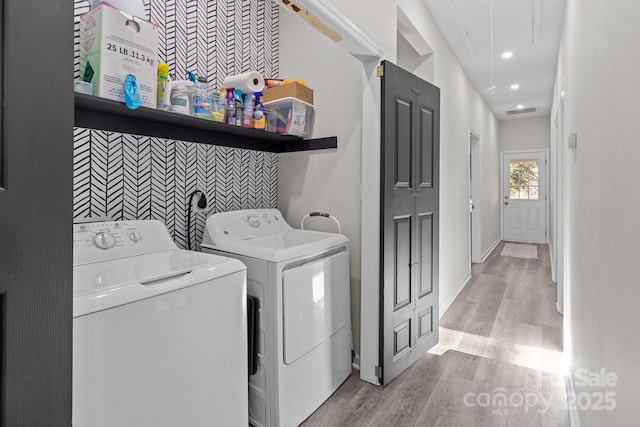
[252,92,266,130]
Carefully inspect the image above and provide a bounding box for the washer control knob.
[247,215,261,228]
[129,231,143,243]
[92,232,117,250]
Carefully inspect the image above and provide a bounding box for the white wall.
[499,116,551,152]
[552,0,640,425]
[277,0,500,354]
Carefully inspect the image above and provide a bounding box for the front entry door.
[502,151,547,243]
[380,61,440,385]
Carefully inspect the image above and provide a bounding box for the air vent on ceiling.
[506,107,538,115]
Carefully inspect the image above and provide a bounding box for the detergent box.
[79,2,159,108]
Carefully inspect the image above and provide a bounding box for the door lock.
[504,201,509,206]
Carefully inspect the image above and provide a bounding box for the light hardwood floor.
[302,242,568,427]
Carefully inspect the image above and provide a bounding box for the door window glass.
[509,160,539,200]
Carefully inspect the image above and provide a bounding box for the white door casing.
[501,151,547,244]
[554,94,565,314]
[470,131,482,263]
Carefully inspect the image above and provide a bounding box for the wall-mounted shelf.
[74,93,337,153]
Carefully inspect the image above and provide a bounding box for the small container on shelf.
[263,97,314,139]
[192,77,212,118]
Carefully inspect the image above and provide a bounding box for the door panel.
[417,308,433,340]
[395,99,413,188]
[502,151,547,243]
[394,216,412,309]
[419,107,434,188]
[418,213,433,297]
[393,320,411,358]
[381,61,439,384]
[528,208,539,230]
[507,207,521,230]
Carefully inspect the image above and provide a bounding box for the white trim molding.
[352,353,360,371]
[481,238,501,263]
[439,271,472,318]
[274,0,384,61]
[565,373,581,427]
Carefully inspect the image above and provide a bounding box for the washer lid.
[74,250,231,296]
[73,250,245,317]
[202,229,348,262]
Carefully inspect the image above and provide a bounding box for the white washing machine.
[73,220,248,427]
[201,209,352,427]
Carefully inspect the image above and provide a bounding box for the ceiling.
[423,0,565,120]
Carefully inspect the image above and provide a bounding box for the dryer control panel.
[73,220,177,266]
[203,209,292,244]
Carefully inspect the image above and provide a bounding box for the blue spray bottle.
[251,92,266,130]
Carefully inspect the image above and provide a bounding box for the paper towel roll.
[222,72,265,93]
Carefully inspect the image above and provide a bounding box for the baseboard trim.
[439,271,472,319]
[565,373,581,427]
[352,353,360,371]
[480,238,501,263]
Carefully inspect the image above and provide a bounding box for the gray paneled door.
[380,61,440,385]
[1,0,74,425]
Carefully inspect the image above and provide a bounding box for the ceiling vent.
[506,107,538,115]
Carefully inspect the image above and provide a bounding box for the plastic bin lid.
[262,97,313,107]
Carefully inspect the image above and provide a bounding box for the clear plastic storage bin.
[264,97,314,138]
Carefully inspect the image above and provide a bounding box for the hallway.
[302,242,568,426]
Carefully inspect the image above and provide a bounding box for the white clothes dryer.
[201,209,352,427]
[73,220,248,427]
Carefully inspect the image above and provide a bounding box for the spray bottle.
[234,88,244,126]
[193,77,211,118]
[251,92,266,130]
[242,93,254,128]
[226,87,237,125]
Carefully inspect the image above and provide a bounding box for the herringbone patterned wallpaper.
[73,0,279,249]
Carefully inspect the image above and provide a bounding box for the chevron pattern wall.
[73,0,279,250]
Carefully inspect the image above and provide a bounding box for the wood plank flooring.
[302,242,568,427]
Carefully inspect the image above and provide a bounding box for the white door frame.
[360,60,383,385]
[469,130,482,264]
[500,149,550,243]
[554,95,565,314]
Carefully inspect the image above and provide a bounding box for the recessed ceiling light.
[517,104,524,109]
[502,51,513,59]
[510,84,520,90]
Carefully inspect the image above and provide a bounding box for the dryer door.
[282,249,350,364]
